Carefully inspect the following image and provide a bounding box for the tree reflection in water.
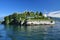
[4,25,56,40]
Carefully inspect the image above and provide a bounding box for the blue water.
[0,22,60,40]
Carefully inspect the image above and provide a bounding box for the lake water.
[0,21,60,40]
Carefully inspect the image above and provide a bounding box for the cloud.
[48,10,60,18]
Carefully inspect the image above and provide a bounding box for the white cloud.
[48,10,60,18]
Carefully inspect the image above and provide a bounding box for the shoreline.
[21,20,55,25]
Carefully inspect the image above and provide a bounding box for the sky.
[0,0,60,17]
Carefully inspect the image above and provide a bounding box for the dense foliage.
[2,11,49,25]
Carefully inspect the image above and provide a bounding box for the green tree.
[23,12,27,18]
[39,12,43,16]
[17,14,21,22]
[30,12,35,17]
[26,12,30,16]
[12,13,18,20]
[36,11,39,15]
[35,11,39,18]
[23,11,30,19]
[9,15,13,23]
[4,16,9,24]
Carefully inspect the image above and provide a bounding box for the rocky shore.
[21,20,55,26]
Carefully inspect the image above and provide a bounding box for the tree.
[4,16,9,24]
[17,14,21,22]
[23,11,30,19]
[9,15,13,23]
[35,11,39,18]
[12,13,18,19]
[36,11,39,15]
[26,12,30,17]
[30,12,35,17]
[39,12,43,16]
[12,13,19,21]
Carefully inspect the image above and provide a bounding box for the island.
[1,11,55,26]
